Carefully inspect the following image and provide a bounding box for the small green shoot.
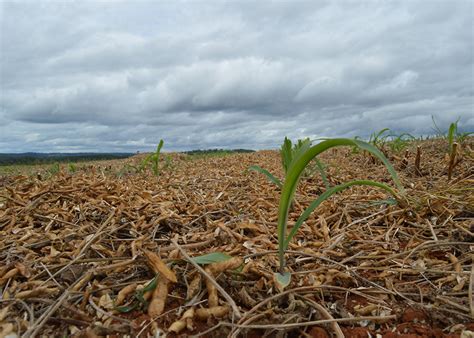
[432,116,472,151]
[274,138,404,290]
[48,162,60,176]
[115,274,159,313]
[387,133,415,153]
[368,128,391,149]
[140,139,164,176]
[68,163,77,173]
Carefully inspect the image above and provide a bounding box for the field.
[0,138,473,337]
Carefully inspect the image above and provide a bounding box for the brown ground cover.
[0,139,473,337]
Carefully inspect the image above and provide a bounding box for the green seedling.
[115,274,159,313]
[48,162,60,176]
[305,158,330,190]
[68,163,77,173]
[274,138,404,290]
[387,133,415,153]
[140,139,164,176]
[368,128,391,150]
[432,116,473,151]
[447,119,472,150]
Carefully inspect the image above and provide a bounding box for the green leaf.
[448,122,457,151]
[284,179,397,250]
[115,303,138,313]
[248,165,282,188]
[277,138,404,272]
[274,272,291,292]
[135,274,159,304]
[191,252,232,265]
[280,137,293,173]
[314,158,330,190]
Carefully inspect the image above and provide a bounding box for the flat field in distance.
[0,138,473,337]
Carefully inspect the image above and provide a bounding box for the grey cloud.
[0,0,472,153]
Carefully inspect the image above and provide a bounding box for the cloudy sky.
[0,1,473,153]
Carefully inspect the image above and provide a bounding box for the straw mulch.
[0,139,473,337]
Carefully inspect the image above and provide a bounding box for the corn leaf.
[277,138,403,275]
[115,303,138,313]
[314,158,330,190]
[191,252,232,265]
[284,179,397,250]
[248,165,282,188]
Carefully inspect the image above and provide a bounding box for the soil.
[0,138,473,337]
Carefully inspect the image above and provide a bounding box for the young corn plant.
[274,138,405,290]
[48,162,61,176]
[369,128,391,150]
[140,139,164,176]
[447,119,473,151]
[432,116,472,150]
[387,133,415,153]
[68,163,77,173]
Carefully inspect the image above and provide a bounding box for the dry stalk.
[415,145,422,175]
[448,142,458,180]
[22,287,71,337]
[426,219,438,241]
[400,149,409,169]
[469,262,474,319]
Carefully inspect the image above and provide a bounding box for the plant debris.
[0,138,473,337]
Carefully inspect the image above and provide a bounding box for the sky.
[0,0,473,153]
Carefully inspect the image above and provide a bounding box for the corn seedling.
[307,158,331,190]
[48,162,60,176]
[388,133,415,153]
[369,128,391,149]
[115,274,159,313]
[274,138,404,290]
[164,154,174,170]
[432,116,472,151]
[68,163,77,173]
[447,119,473,150]
[140,139,164,176]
